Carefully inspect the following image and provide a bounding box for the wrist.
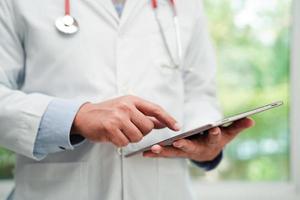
[71,102,92,135]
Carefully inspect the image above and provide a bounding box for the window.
[190,0,291,181]
[190,0,300,199]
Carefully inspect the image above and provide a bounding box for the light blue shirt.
[33,99,86,159]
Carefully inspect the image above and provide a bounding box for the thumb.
[222,118,255,142]
[207,127,222,147]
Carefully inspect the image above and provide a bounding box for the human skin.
[143,118,254,162]
[71,95,180,147]
[72,95,254,161]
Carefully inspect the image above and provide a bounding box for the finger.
[172,139,202,154]
[151,144,163,154]
[221,117,255,142]
[148,117,167,129]
[143,144,162,156]
[109,129,130,147]
[130,108,155,135]
[121,120,144,143]
[90,134,110,143]
[206,127,222,147]
[144,145,187,158]
[134,99,180,131]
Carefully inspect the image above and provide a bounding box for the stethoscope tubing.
[152,0,182,67]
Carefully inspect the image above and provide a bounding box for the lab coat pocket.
[20,162,88,200]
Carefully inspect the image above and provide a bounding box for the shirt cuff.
[33,99,87,160]
[192,151,223,171]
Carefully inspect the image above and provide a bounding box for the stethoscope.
[55,0,79,35]
[55,0,182,67]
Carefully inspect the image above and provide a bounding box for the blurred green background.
[0,0,291,181]
[191,0,291,181]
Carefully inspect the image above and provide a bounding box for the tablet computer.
[124,101,283,157]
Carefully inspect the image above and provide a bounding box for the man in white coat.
[0,0,254,199]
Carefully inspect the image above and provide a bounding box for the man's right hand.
[71,95,180,147]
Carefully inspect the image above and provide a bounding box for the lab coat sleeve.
[33,99,86,160]
[182,0,223,132]
[0,0,53,159]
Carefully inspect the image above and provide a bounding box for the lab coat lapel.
[96,0,119,22]
[119,0,147,28]
[92,0,145,28]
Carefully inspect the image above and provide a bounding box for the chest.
[15,0,195,62]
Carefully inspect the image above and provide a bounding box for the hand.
[143,118,254,162]
[71,95,180,147]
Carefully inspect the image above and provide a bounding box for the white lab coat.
[0,0,221,199]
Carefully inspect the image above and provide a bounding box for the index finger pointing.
[134,99,180,131]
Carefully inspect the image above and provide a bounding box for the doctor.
[0,0,254,199]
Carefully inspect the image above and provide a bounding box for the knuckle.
[120,140,129,147]
[132,135,143,143]
[144,126,153,135]
[147,120,155,130]
[102,121,113,132]
[123,95,135,101]
[141,122,154,135]
[152,107,162,116]
[117,102,132,112]
[111,110,124,121]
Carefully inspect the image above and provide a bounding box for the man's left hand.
[143,118,254,162]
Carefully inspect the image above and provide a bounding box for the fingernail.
[151,146,160,154]
[212,131,219,135]
[174,123,181,131]
[153,150,160,154]
[212,129,219,135]
[173,142,182,148]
